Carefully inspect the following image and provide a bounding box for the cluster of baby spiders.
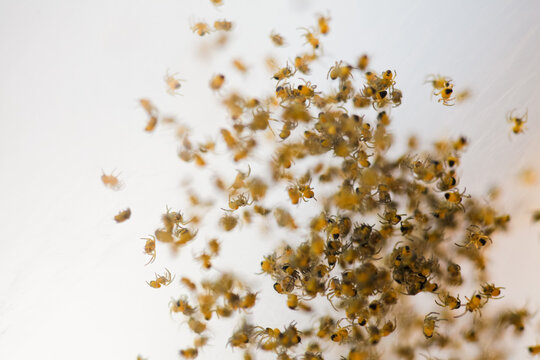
[117,5,537,360]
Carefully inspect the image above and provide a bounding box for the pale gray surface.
[1,1,540,359]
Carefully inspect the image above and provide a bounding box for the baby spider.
[529,345,540,355]
[101,169,123,191]
[480,283,504,299]
[270,30,286,47]
[232,59,248,74]
[381,69,397,89]
[144,116,157,132]
[456,225,492,249]
[164,71,185,96]
[220,213,239,231]
[296,79,319,99]
[434,83,455,106]
[456,88,472,103]
[506,108,528,135]
[425,74,455,105]
[455,293,485,318]
[210,74,226,90]
[169,296,196,316]
[114,208,131,223]
[273,63,296,82]
[179,348,198,359]
[317,12,331,35]
[357,54,369,71]
[423,312,446,338]
[141,235,156,265]
[227,193,253,211]
[147,268,175,288]
[299,27,319,49]
[191,21,212,37]
[214,19,233,32]
[139,98,157,116]
[435,292,461,310]
[327,61,353,81]
[444,187,469,211]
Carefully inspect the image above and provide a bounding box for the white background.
[1,0,540,359]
